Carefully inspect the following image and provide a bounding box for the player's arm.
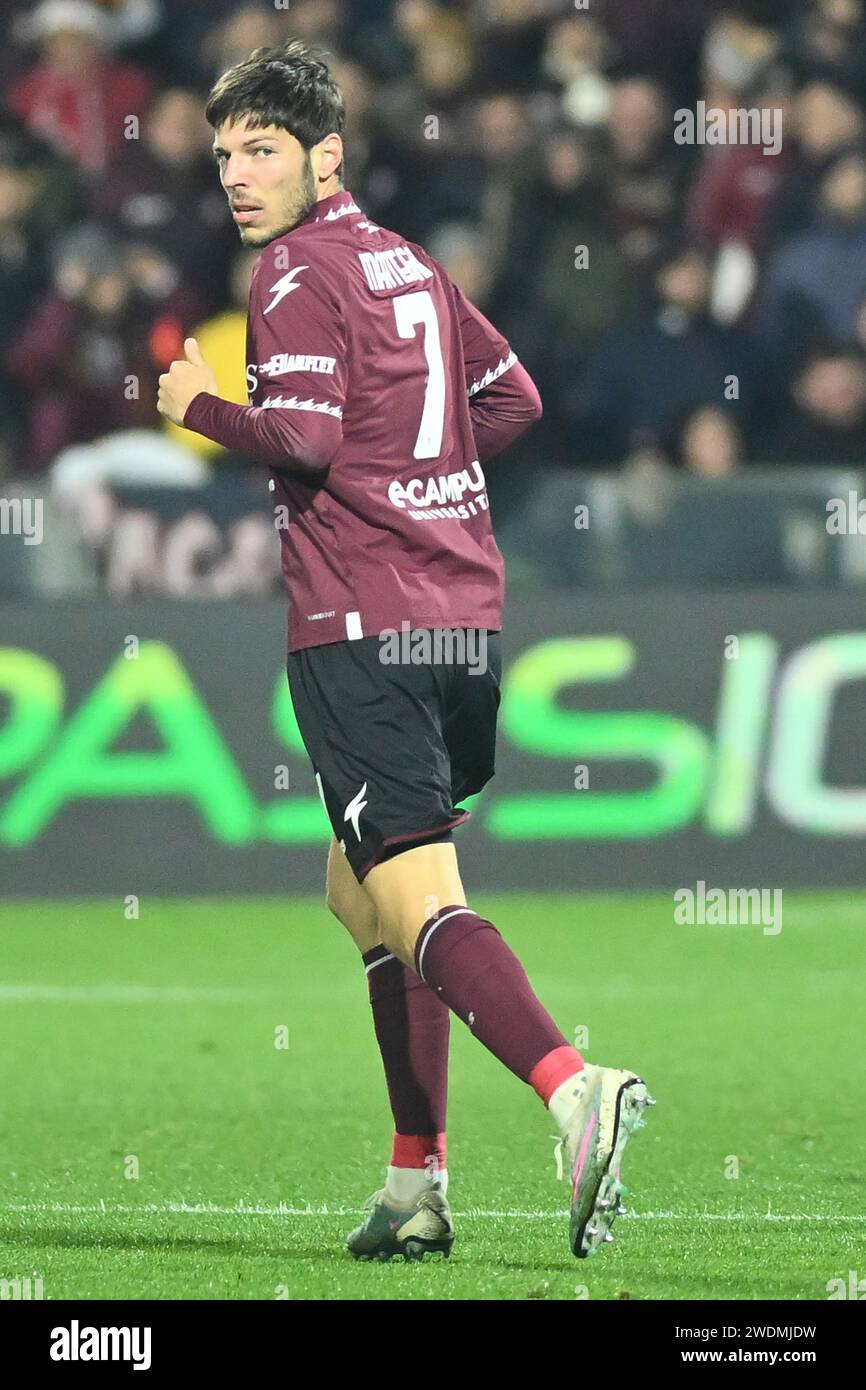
[449,278,543,463]
[158,264,347,476]
[180,373,342,474]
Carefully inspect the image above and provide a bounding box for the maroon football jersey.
[186,190,542,651]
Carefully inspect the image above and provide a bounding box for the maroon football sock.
[363,945,449,1139]
[414,906,584,1086]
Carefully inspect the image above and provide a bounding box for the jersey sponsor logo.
[260,394,343,419]
[468,350,518,396]
[259,353,337,376]
[344,782,368,841]
[388,460,486,510]
[263,263,309,315]
[406,496,490,521]
[357,246,433,292]
[316,199,361,222]
[246,354,337,393]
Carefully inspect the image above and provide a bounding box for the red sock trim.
[528,1045,585,1106]
[390,1132,447,1170]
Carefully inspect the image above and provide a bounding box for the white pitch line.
[0,986,277,1003]
[4,976,864,1006]
[3,1202,865,1223]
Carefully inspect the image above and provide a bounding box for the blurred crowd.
[3,0,866,486]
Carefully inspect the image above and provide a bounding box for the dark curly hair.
[205,39,345,182]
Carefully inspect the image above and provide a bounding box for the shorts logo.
[344,782,368,841]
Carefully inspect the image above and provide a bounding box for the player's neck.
[315,178,346,205]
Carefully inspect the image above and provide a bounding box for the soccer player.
[157,40,653,1262]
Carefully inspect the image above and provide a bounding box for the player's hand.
[157,338,219,426]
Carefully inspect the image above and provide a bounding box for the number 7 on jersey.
[393,289,446,460]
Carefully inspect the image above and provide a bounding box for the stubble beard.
[236,154,318,248]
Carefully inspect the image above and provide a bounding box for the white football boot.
[554,1063,655,1257]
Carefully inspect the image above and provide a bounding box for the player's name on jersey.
[357,245,433,292]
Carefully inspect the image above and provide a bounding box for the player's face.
[212,119,318,248]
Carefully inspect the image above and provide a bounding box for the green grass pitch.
[1,891,863,1300]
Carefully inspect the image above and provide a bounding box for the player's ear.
[316,132,343,183]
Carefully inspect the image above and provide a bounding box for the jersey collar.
[294,190,361,230]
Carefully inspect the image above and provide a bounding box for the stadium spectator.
[680,404,746,477]
[469,92,536,281]
[5,224,200,472]
[375,11,479,239]
[427,221,493,306]
[201,3,292,87]
[618,403,748,490]
[687,74,794,259]
[539,12,612,128]
[0,108,85,245]
[164,248,258,459]
[325,55,417,231]
[1,0,162,83]
[497,127,634,353]
[564,243,759,464]
[471,0,548,96]
[0,116,83,340]
[757,149,866,363]
[142,0,238,87]
[3,0,866,507]
[281,0,348,49]
[377,0,444,83]
[469,125,632,469]
[600,0,714,104]
[602,75,687,277]
[0,113,88,472]
[95,87,234,311]
[377,9,476,153]
[762,347,866,465]
[701,8,782,111]
[7,0,155,176]
[780,0,866,89]
[764,78,864,247]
